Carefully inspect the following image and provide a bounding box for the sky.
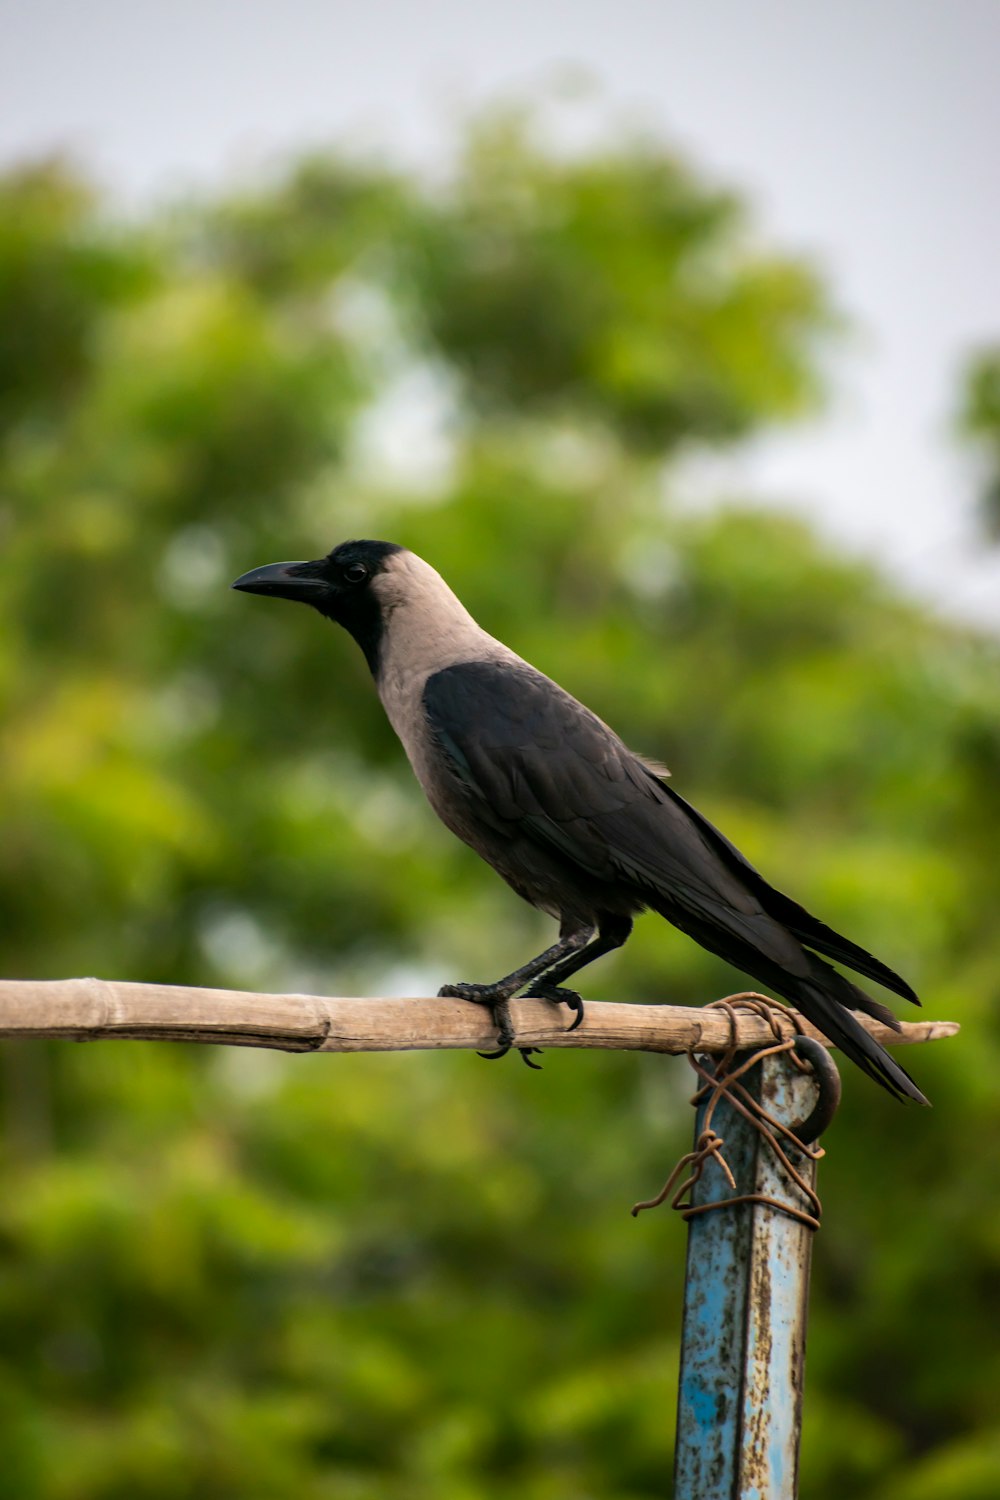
[4,0,1000,624]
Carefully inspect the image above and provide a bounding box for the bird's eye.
[343,562,369,585]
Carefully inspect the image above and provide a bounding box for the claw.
[524,981,586,1032]
[477,1042,544,1069]
[563,995,585,1033]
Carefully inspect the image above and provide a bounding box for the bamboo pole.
[0,978,958,1056]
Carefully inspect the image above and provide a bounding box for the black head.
[232,539,404,673]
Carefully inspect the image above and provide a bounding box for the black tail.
[794,955,929,1105]
[662,787,920,1004]
[647,888,929,1105]
[624,779,927,1102]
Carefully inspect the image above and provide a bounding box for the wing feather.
[421,658,923,1101]
[423,661,797,960]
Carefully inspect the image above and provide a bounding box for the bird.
[232,539,928,1104]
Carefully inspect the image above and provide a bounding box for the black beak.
[231,560,326,602]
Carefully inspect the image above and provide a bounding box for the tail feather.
[661,787,920,1005]
[766,897,919,1006]
[796,960,929,1106]
[831,969,902,1031]
[647,893,929,1104]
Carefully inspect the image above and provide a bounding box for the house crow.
[233,539,927,1104]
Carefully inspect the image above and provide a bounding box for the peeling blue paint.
[673,1051,821,1499]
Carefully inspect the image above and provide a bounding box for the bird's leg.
[524,916,634,1031]
[438,926,594,1066]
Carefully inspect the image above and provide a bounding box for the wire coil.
[631,994,841,1230]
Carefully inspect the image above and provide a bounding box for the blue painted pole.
[673,1046,831,1500]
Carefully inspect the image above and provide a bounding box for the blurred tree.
[957,344,1000,537]
[0,108,997,1499]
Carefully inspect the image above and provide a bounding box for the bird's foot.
[524,981,585,1032]
[437,983,543,1069]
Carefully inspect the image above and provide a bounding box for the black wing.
[424,660,911,993]
[423,659,925,1102]
[423,659,773,932]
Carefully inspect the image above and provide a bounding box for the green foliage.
[402,108,832,450]
[1,110,998,1497]
[958,345,1000,537]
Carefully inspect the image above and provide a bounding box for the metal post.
[673,1045,836,1500]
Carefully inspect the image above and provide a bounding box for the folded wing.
[423,659,924,1101]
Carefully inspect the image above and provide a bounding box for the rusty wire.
[631,994,828,1230]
